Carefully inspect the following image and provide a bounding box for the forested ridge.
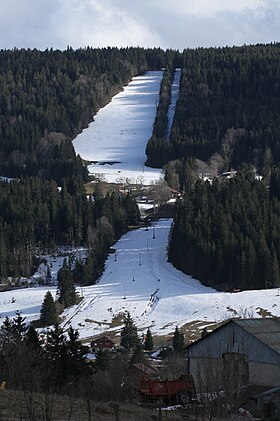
[2,44,280,291]
[168,168,280,291]
[162,43,280,291]
[0,47,166,180]
[0,47,165,282]
[146,43,280,173]
[0,175,139,282]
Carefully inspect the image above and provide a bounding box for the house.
[90,336,115,352]
[186,318,280,395]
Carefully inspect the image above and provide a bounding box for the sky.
[0,0,279,51]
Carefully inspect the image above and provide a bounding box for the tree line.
[146,43,280,176]
[0,47,168,181]
[168,167,280,291]
[0,46,176,282]
[145,64,177,167]
[0,174,139,282]
[0,311,186,419]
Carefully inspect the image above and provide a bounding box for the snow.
[73,71,164,185]
[1,71,279,341]
[2,219,280,340]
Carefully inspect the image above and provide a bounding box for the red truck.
[139,374,195,405]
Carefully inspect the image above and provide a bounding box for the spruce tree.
[173,326,184,353]
[25,325,41,350]
[0,311,28,342]
[65,326,90,379]
[144,327,154,351]
[57,259,76,308]
[120,312,138,350]
[40,291,57,326]
[131,340,145,364]
[95,349,109,371]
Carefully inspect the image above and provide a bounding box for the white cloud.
[0,0,278,50]
[153,0,265,18]
[54,0,164,49]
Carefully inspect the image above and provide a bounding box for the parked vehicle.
[139,374,195,405]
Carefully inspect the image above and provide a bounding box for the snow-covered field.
[73,71,164,185]
[1,219,280,341]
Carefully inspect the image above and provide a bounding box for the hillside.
[1,219,280,343]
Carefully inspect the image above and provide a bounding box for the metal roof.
[234,318,280,354]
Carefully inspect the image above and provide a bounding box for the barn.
[186,318,280,395]
[90,336,115,352]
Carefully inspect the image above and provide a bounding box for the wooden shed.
[186,318,280,395]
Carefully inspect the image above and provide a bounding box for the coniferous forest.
[1,44,280,291]
[163,44,280,291]
[146,43,280,171]
[168,168,280,291]
[1,41,280,418]
[0,47,165,282]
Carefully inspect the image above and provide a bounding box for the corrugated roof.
[234,318,280,354]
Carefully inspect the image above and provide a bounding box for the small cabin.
[91,336,115,352]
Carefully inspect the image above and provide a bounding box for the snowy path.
[73,71,163,185]
[1,219,280,339]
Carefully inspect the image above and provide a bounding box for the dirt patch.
[255,307,274,317]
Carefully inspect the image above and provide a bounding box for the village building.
[186,318,280,418]
[90,336,115,352]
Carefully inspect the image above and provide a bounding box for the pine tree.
[65,326,90,379]
[25,325,41,350]
[173,326,184,353]
[0,311,27,342]
[120,312,138,350]
[144,327,154,351]
[45,323,67,389]
[57,259,76,308]
[40,291,57,326]
[131,340,145,364]
[45,323,66,362]
[95,349,109,371]
[46,264,52,285]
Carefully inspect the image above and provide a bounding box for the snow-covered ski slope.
[73,71,163,185]
[2,219,280,339]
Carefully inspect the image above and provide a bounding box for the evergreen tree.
[131,340,145,364]
[95,349,109,371]
[143,327,154,351]
[173,326,184,353]
[65,326,90,380]
[0,311,27,343]
[120,312,139,350]
[45,323,67,389]
[46,265,52,285]
[45,323,66,362]
[40,291,57,326]
[57,259,76,308]
[25,325,41,350]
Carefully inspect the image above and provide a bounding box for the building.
[186,318,280,395]
[90,336,115,352]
